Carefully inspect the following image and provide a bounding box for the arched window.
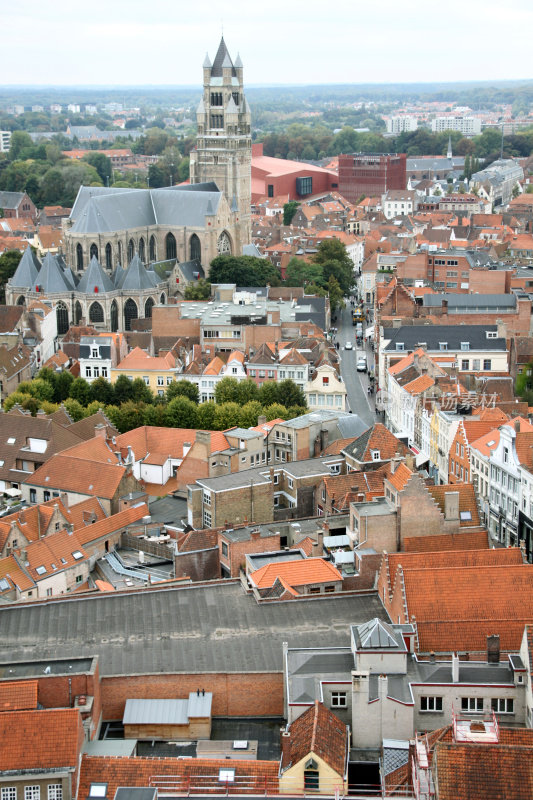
[144,297,155,318]
[74,301,83,325]
[165,232,177,261]
[16,295,25,306]
[138,237,145,263]
[117,241,122,264]
[110,300,118,332]
[89,301,104,324]
[56,301,69,335]
[105,242,112,270]
[76,243,83,272]
[124,298,138,331]
[160,292,166,305]
[149,235,156,262]
[217,231,232,256]
[190,233,201,262]
[127,238,135,263]
[90,243,98,261]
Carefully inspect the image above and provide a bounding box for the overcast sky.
[4,0,533,86]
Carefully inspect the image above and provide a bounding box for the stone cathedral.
[7,39,253,332]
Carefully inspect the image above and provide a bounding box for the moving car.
[356,355,367,372]
[344,341,353,350]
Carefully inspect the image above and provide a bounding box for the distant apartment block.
[385,116,418,134]
[338,153,406,203]
[431,116,482,136]
[0,130,11,153]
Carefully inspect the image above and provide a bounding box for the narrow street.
[334,302,376,428]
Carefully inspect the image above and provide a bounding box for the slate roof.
[119,254,162,291]
[422,293,516,310]
[10,246,40,288]
[0,191,25,210]
[282,702,347,777]
[69,185,223,235]
[384,325,506,352]
[37,252,72,293]
[76,255,115,293]
[343,423,408,463]
[0,582,386,674]
[210,36,236,77]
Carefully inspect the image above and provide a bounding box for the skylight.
[88,785,107,799]
[72,551,84,560]
[460,511,472,521]
[6,438,15,445]
[35,565,47,575]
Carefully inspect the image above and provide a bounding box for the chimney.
[281,729,291,762]
[514,420,520,433]
[444,491,459,522]
[94,423,107,440]
[195,430,211,449]
[405,451,414,470]
[313,529,324,558]
[314,434,321,458]
[487,634,500,664]
[250,529,260,541]
[257,415,267,426]
[452,652,459,683]
[390,451,401,474]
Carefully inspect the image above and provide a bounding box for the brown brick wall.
[100,672,283,720]
[152,306,201,339]
[175,547,220,581]
[220,531,280,577]
[213,482,273,527]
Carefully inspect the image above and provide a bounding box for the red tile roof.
[0,680,38,711]
[250,557,342,591]
[387,462,413,491]
[282,701,347,777]
[403,530,489,552]
[78,755,280,799]
[427,483,481,527]
[0,708,83,771]
[74,503,148,546]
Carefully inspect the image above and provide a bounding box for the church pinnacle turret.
[189,37,252,248]
[447,135,453,160]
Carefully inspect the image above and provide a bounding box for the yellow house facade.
[111,346,179,396]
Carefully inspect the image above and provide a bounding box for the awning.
[365,325,375,339]
[3,488,21,497]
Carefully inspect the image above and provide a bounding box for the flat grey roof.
[0,656,95,679]
[0,582,387,676]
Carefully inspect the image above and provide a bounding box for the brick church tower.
[189,38,252,249]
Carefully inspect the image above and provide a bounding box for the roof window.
[72,551,84,560]
[35,565,47,575]
[7,437,16,445]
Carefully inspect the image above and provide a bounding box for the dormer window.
[396,342,404,351]
[91,348,98,358]
[372,450,381,461]
[460,342,470,351]
[486,331,497,339]
[439,342,448,351]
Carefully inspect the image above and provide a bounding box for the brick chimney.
[487,634,500,664]
[94,423,107,440]
[257,415,267,426]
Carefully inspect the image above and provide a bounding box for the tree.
[0,250,22,302]
[55,370,74,402]
[114,374,134,404]
[131,377,153,404]
[283,201,299,226]
[238,400,264,428]
[83,152,112,184]
[63,398,87,422]
[312,238,354,296]
[8,131,33,161]
[112,400,146,433]
[284,257,323,288]
[286,405,308,419]
[165,396,198,428]
[3,391,32,412]
[24,378,54,403]
[213,401,241,431]
[196,401,217,430]
[265,403,288,421]
[90,377,115,405]
[258,381,279,407]
[142,403,168,427]
[209,255,281,287]
[214,376,239,405]
[236,378,259,405]
[277,379,306,409]
[326,275,345,314]
[166,379,199,403]
[184,279,211,300]
[69,377,91,406]
[40,168,65,205]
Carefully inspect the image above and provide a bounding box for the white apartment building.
[382,190,418,219]
[386,116,418,134]
[470,431,499,527]
[431,116,482,136]
[489,422,522,546]
[0,131,12,153]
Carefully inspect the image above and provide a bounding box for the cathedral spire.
[447,135,453,160]
[211,36,235,77]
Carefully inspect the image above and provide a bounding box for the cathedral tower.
[189,38,252,248]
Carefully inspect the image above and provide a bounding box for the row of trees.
[259,123,533,163]
[3,371,308,434]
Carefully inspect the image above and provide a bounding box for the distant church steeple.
[447,135,453,160]
[189,37,252,249]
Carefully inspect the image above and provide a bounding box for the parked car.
[356,356,367,372]
[344,341,353,350]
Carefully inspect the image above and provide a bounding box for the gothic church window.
[89,301,104,324]
[165,233,177,261]
[149,235,156,262]
[190,234,201,262]
[76,244,83,272]
[105,243,112,269]
[90,243,98,260]
[127,239,135,263]
[124,298,138,331]
[56,302,69,335]
[217,232,232,256]
[139,238,146,263]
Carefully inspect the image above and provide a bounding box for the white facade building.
[386,116,418,135]
[0,131,12,153]
[431,116,482,136]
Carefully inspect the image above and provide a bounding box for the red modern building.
[338,153,406,203]
[251,144,338,202]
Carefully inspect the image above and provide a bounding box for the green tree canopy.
[283,201,299,226]
[213,401,241,431]
[165,396,198,428]
[209,255,280,287]
[69,377,91,406]
[0,250,22,302]
[284,257,323,288]
[184,279,211,301]
[166,379,199,403]
[214,376,240,405]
